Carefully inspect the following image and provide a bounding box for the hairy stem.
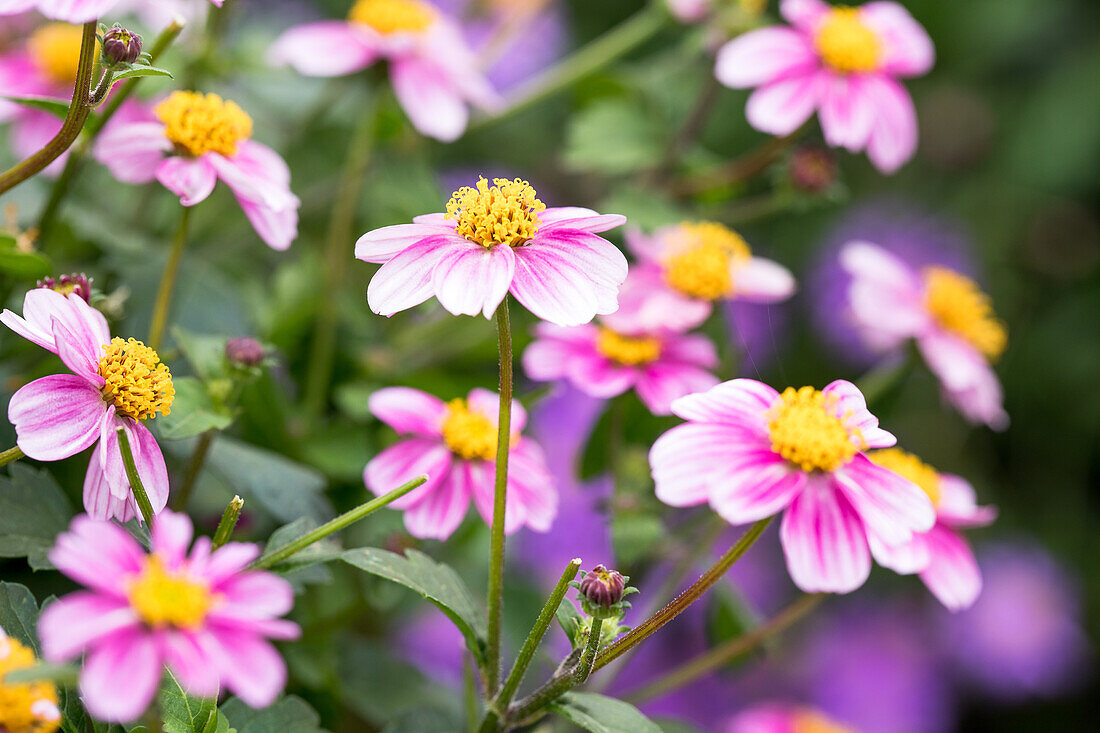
[212,495,245,549]
[116,427,156,528]
[148,206,192,352]
[0,446,24,469]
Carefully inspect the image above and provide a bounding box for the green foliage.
[0,582,41,652]
[156,377,234,440]
[0,234,51,279]
[160,671,233,733]
[0,464,74,570]
[548,692,662,733]
[221,696,322,733]
[564,98,666,175]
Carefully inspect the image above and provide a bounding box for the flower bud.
[37,273,92,303]
[789,145,838,193]
[102,26,142,65]
[578,565,626,612]
[225,337,265,367]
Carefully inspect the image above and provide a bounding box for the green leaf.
[160,670,227,733]
[203,437,331,523]
[0,234,52,279]
[0,464,74,569]
[1,95,69,119]
[0,582,41,653]
[548,692,662,733]
[171,327,230,381]
[563,99,665,175]
[156,377,233,440]
[380,708,460,733]
[221,696,321,733]
[556,598,585,648]
[656,720,706,733]
[341,548,487,665]
[111,65,173,82]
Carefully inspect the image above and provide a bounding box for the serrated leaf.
[160,670,220,733]
[0,583,40,653]
[221,696,321,733]
[156,377,233,440]
[0,464,74,569]
[548,692,662,733]
[111,65,173,82]
[341,548,487,665]
[0,234,52,279]
[1,94,69,118]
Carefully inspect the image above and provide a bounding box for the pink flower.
[715,0,934,173]
[92,92,300,250]
[1,288,173,522]
[650,378,936,593]
[267,0,499,142]
[725,702,855,733]
[839,240,1009,429]
[364,386,557,540]
[522,319,720,416]
[868,448,996,611]
[356,176,628,326]
[38,511,299,722]
[0,0,222,24]
[616,222,795,333]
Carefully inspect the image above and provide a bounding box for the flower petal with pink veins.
[93,120,170,184]
[210,631,287,709]
[863,75,919,173]
[1,289,110,357]
[124,419,171,514]
[431,241,516,318]
[861,1,935,77]
[403,465,472,540]
[539,207,627,234]
[745,71,825,137]
[37,0,120,23]
[510,231,626,326]
[715,27,817,89]
[822,379,895,448]
[214,572,295,620]
[161,630,221,698]
[52,319,103,383]
[669,378,778,433]
[391,57,469,142]
[267,21,379,77]
[83,447,139,522]
[563,351,636,400]
[368,386,447,436]
[936,474,997,528]
[919,524,982,611]
[635,363,720,416]
[8,374,104,461]
[651,423,769,507]
[49,516,145,596]
[733,257,797,303]
[780,478,871,593]
[209,141,298,210]
[780,0,830,31]
[151,510,193,567]
[38,592,138,663]
[834,453,936,546]
[818,75,876,151]
[367,235,457,316]
[869,529,931,574]
[156,155,217,207]
[236,195,300,251]
[710,457,805,524]
[79,629,162,722]
[364,438,452,510]
[355,223,457,263]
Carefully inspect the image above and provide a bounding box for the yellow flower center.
[441,399,498,461]
[768,386,859,473]
[663,222,751,301]
[595,328,662,366]
[868,447,941,507]
[154,91,253,158]
[348,0,434,34]
[127,557,214,629]
[815,7,881,74]
[27,23,90,86]
[446,177,546,248]
[0,635,59,733]
[793,710,857,733]
[922,267,1007,361]
[98,338,175,422]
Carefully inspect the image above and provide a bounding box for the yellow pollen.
[446,177,546,248]
[441,399,498,461]
[98,338,175,422]
[154,91,253,158]
[868,447,941,507]
[127,557,214,629]
[793,710,857,733]
[768,386,859,473]
[596,328,662,366]
[0,635,60,733]
[348,0,434,34]
[663,222,751,301]
[815,7,881,74]
[922,267,1007,361]
[27,23,90,86]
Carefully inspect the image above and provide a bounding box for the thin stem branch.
[0,446,24,469]
[148,206,192,352]
[212,495,244,549]
[506,616,603,727]
[250,475,427,570]
[116,427,156,528]
[171,429,215,511]
[464,655,480,733]
[485,297,514,694]
[626,593,824,704]
[574,618,603,683]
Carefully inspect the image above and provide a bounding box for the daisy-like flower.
[0,628,62,733]
[868,448,996,611]
[616,222,795,333]
[522,317,720,416]
[364,386,556,540]
[92,92,300,250]
[715,0,934,173]
[839,240,1009,429]
[1,288,173,522]
[267,0,499,142]
[356,176,628,326]
[38,511,299,722]
[726,703,855,733]
[650,378,936,593]
[0,0,222,24]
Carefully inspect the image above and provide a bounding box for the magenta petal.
[267,21,378,77]
[635,363,720,416]
[818,75,876,152]
[780,0,830,31]
[710,458,806,524]
[48,515,144,595]
[538,208,627,234]
[79,629,162,723]
[502,440,558,533]
[822,379,895,448]
[391,57,469,142]
[861,1,935,77]
[936,474,998,529]
[745,71,824,136]
[733,257,797,303]
[156,155,217,207]
[83,445,139,522]
[162,630,221,698]
[368,386,446,436]
[200,543,263,586]
[780,479,871,593]
[210,632,287,709]
[364,438,453,509]
[564,353,636,400]
[214,572,294,619]
[1,288,109,357]
[151,510,193,567]
[669,378,777,433]
[863,75,919,173]
[431,241,516,318]
[51,318,103,383]
[209,142,298,210]
[651,423,765,508]
[9,375,104,461]
[715,27,817,89]
[367,235,459,316]
[38,592,138,663]
[355,223,457,263]
[123,420,170,515]
[834,454,936,545]
[236,195,299,251]
[919,524,982,611]
[403,467,472,540]
[37,0,118,23]
[869,530,931,575]
[93,120,169,184]
[521,325,592,383]
[510,231,627,326]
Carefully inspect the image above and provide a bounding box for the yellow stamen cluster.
[127,557,214,629]
[595,328,662,366]
[27,23,88,86]
[98,338,175,422]
[0,635,60,733]
[663,222,751,301]
[768,386,858,473]
[348,0,434,34]
[922,267,1007,361]
[868,447,941,507]
[815,7,881,74]
[446,177,546,248]
[441,399,498,461]
[793,709,857,733]
[154,91,253,158]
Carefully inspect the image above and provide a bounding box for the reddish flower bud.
[578,565,626,610]
[789,145,838,193]
[37,273,92,303]
[102,26,143,65]
[225,337,264,367]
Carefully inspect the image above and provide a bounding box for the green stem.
[116,427,156,528]
[0,446,24,468]
[212,495,244,549]
[0,21,97,195]
[592,516,772,672]
[485,297,514,694]
[626,593,823,704]
[506,616,604,727]
[574,617,603,683]
[171,429,215,511]
[148,206,192,352]
[464,655,480,733]
[250,475,427,569]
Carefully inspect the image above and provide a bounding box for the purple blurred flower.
[395,609,467,688]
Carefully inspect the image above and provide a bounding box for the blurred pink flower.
[356,176,627,326]
[839,240,1008,429]
[365,386,557,540]
[267,0,499,142]
[93,92,300,250]
[39,511,298,722]
[650,378,935,593]
[0,0,221,24]
[1,288,172,522]
[725,702,855,733]
[715,0,934,173]
[617,222,795,333]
